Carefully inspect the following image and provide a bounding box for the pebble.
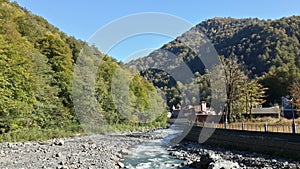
[119,149,132,155]
[53,139,64,146]
[55,152,62,157]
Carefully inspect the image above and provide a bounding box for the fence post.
[264,122,268,132]
[242,122,245,131]
[202,120,205,127]
[292,123,297,134]
[224,120,228,129]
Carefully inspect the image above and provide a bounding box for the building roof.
[251,107,280,114]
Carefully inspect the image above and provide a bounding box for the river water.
[123,125,185,168]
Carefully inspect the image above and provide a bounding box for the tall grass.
[0,121,168,143]
[81,121,168,135]
[0,124,84,143]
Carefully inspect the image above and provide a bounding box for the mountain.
[129,16,300,107]
[0,0,165,140]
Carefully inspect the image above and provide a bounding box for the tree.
[32,51,67,128]
[288,80,300,109]
[221,55,248,122]
[242,79,267,118]
[35,32,74,114]
[0,0,170,138]
[0,23,37,131]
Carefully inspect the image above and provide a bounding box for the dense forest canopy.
[0,0,166,138]
[129,16,300,109]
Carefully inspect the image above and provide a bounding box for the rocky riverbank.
[0,130,157,169]
[168,141,300,169]
[2,128,299,169]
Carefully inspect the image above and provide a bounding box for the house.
[193,100,217,115]
[170,100,223,123]
[282,96,299,119]
[245,106,281,118]
[171,100,211,118]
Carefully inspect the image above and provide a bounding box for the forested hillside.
[129,16,300,109]
[0,0,166,141]
[1,0,300,140]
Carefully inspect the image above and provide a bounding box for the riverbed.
[123,126,184,168]
[0,126,299,169]
[123,126,299,169]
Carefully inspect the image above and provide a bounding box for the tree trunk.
[249,105,253,120]
[227,101,231,123]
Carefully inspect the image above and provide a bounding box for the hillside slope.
[129,16,300,106]
[0,0,165,141]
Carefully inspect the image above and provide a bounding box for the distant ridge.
[128,16,300,106]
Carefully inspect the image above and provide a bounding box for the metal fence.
[195,122,300,134]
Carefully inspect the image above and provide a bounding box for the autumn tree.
[242,79,267,118]
[288,80,300,110]
[220,55,248,122]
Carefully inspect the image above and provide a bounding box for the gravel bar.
[0,130,156,169]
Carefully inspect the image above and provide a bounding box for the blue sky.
[12,0,300,61]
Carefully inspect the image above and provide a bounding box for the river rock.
[53,139,64,146]
[117,161,125,168]
[119,149,132,155]
[57,165,69,169]
[200,154,214,168]
[116,153,123,159]
[55,152,62,157]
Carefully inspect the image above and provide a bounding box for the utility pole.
[287,98,297,134]
[291,98,297,134]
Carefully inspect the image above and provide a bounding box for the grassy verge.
[0,122,168,143]
[0,124,84,143]
[80,121,168,135]
[98,122,168,133]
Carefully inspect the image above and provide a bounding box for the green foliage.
[2,0,299,141]
[0,21,37,131]
[35,32,74,107]
[0,124,83,143]
[0,0,167,141]
[243,80,267,116]
[129,16,300,108]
